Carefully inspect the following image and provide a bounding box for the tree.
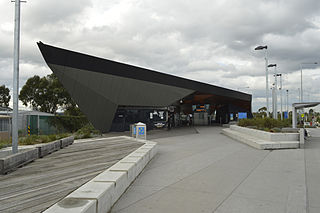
[19,74,80,114]
[0,85,11,107]
[258,106,267,112]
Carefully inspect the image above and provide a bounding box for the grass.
[19,133,72,145]
[0,138,10,149]
[0,133,72,149]
[0,124,101,150]
[238,117,291,132]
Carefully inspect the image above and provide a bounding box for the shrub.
[49,115,89,133]
[18,133,72,146]
[75,123,100,139]
[238,118,291,131]
[0,138,11,149]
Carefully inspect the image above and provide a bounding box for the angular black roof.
[38,42,251,102]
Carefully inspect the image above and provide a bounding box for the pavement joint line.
[211,150,271,213]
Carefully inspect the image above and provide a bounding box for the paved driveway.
[111,126,312,213]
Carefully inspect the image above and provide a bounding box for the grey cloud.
[1,0,320,111]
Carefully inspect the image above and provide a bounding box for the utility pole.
[267,64,277,118]
[286,89,289,114]
[12,0,25,154]
[272,84,275,118]
[277,74,283,120]
[254,45,269,117]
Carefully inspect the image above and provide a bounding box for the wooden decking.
[0,136,143,213]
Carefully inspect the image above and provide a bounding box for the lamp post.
[277,73,283,120]
[12,0,23,154]
[268,64,277,119]
[255,45,269,117]
[300,62,317,102]
[286,89,289,115]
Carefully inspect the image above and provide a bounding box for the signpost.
[238,112,247,119]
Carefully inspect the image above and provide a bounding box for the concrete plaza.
[111,126,320,213]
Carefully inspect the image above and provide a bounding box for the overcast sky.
[1,0,320,112]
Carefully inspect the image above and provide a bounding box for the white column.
[265,50,269,117]
[292,106,297,128]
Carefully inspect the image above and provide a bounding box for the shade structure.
[38,42,252,132]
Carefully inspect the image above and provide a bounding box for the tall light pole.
[12,0,23,154]
[255,45,269,117]
[300,62,317,102]
[268,64,277,119]
[286,89,289,115]
[277,73,283,120]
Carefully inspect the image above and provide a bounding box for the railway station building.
[38,42,252,132]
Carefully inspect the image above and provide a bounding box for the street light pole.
[274,67,277,119]
[265,49,268,117]
[12,0,22,154]
[268,64,277,119]
[286,89,289,114]
[277,74,283,120]
[255,45,268,117]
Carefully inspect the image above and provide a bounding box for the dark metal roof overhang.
[38,42,252,132]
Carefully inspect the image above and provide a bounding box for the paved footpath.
[0,136,143,213]
[304,128,320,213]
[111,126,319,213]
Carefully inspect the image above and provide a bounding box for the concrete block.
[109,162,136,183]
[279,141,299,149]
[67,181,114,213]
[44,198,96,213]
[0,147,33,158]
[0,148,38,174]
[145,141,157,146]
[135,148,151,161]
[93,170,128,204]
[230,125,299,142]
[36,140,61,158]
[126,152,149,169]
[61,136,74,148]
[121,156,144,175]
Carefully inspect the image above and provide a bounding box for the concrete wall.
[230,125,299,141]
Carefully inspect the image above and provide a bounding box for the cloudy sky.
[1,0,320,112]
